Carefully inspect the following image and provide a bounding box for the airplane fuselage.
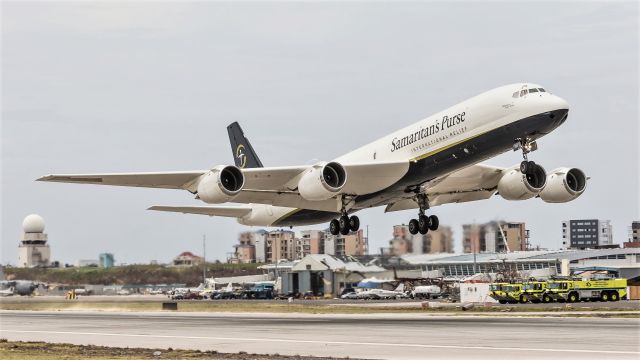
[238,83,570,227]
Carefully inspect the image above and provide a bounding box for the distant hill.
[3,263,262,286]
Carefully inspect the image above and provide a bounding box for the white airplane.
[38,83,586,236]
[356,284,407,300]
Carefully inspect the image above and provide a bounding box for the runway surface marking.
[3,329,638,355]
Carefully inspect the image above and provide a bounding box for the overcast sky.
[2,1,638,265]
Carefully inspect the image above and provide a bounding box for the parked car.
[184,292,203,300]
[199,289,216,299]
[340,292,358,299]
[243,284,275,299]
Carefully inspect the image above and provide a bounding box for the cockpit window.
[520,89,527,96]
[512,91,519,98]
[538,88,545,92]
[529,88,539,93]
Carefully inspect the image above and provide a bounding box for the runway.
[1,311,638,359]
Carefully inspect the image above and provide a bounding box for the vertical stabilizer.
[227,122,264,169]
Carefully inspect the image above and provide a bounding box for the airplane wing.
[240,161,409,194]
[229,160,410,212]
[385,163,505,212]
[148,205,252,217]
[37,171,206,192]
[37,161,409,212]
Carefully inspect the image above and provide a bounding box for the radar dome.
[23,214,45,233]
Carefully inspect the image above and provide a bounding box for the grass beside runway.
[0,299,638,316]
[0,340,351,359]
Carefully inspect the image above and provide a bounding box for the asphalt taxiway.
[1,311,638,359]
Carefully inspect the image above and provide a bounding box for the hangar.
[259,254,386,296]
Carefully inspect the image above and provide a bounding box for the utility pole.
[202,234,207,286]
[472,223,478,274]
[366,225,369,255]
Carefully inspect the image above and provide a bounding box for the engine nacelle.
[196,165,244,204]
[497,163,547,201]
[539,167,587,203]
[298,161,347,201]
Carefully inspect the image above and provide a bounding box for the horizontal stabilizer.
[148,205,252,218]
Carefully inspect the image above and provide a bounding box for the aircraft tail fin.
[227,122,264,169]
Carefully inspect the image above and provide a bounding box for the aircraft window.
[529,88,539,93]
[512,91,519,98]
[520,89,527,96]
[538,88,545,92]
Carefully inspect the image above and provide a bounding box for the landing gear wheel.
[428,215,439,231]
[329,219,340,236]
[418,215,430,235]
[408,219,419,235]
[339,215,351,235]
[520,160,536,175]
[349,216,360,232]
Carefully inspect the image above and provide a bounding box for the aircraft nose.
[549,94,569,111]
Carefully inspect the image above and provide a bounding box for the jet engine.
[298,162,347,201]
[539,167,587,203]
[497,163,546,200]
[196,165,245,203]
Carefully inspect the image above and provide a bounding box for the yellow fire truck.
[521,281,552,303]
[546,277,627,302]
[488,282,508,303]
[489,282,525,304]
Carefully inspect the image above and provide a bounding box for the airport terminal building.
[400,248,640,280]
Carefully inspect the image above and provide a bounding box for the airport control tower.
[17,214,51,268]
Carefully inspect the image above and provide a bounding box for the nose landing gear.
[408,194,439,235]
[514,137,539,175]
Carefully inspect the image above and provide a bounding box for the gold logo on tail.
[236,144,247,168]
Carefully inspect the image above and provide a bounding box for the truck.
[546,277,627,302]
[488,282,523,304]
[521,281,552,303]
[243,283,275,299]
[411,285,442,299]
[490,282,542,304]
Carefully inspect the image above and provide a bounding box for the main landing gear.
[329,214,359,236]
[514,137,539,175]
[329,197,360,236]
[408,194,439,235]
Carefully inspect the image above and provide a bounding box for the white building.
[17,214,51,268]
[254,230,268,263]
[76,259,99,267]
